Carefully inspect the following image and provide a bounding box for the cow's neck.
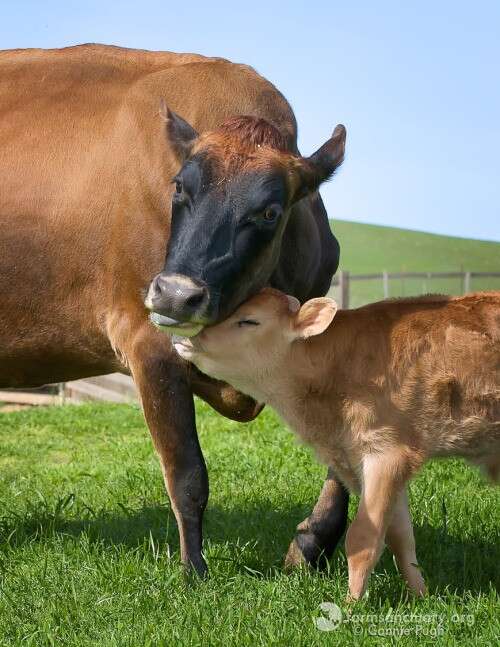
[271,194,340,301]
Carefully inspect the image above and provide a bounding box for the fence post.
[339,270,350,309]
[464,271,471,294]
[58,382,66,405]
[383,270,389,298]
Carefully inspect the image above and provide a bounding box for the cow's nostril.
[147,273,210,319]
[185,291,205,309]
[152,278,163,297]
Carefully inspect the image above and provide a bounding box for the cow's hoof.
[184,555,208,581]
[284,537,308,569]
[284,534,329,571]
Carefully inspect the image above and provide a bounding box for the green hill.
[329,220,500,306]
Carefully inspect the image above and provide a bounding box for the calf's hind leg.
[285,467,349,569]
[385,491,426,596]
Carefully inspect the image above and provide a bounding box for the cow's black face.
[145,108,345,335]
[147,157,290,332]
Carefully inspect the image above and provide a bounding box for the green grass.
[332,220,500,274]
[0,403,498,646]
[329,220,500,306]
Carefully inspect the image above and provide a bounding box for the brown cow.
[174,289,500,596]
[0,44,348,575]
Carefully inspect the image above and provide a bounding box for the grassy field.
[0,403,498,646]
[329,221,500,306]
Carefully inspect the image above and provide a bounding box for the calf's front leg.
[285,467,349,569]
[345,450,417,600]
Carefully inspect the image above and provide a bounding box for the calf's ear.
[160,98,199,162]
[292,298,338,339]
[291,125,346,203]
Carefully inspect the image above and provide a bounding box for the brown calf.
[175,289,500,597]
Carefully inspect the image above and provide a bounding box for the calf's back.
[303,292,500,460]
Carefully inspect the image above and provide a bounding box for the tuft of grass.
[0,402,498,646]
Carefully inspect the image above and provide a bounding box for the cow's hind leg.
[285,467,349,569]
[125,326,209,576]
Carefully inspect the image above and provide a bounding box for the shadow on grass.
[0,500,498,597]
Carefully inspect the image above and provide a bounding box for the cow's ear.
[291,125,346,203]
[292,298,337,339]
[160,98,199,162]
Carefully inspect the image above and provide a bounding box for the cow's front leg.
[285,467,349,569]
[125,327,208,576]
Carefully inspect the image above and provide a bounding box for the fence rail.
[63,373,137,403]
[331,270,500,309]
[2,269,499,407]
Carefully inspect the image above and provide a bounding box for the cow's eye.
[263,205,281,223]
[237,319,260,327]
[174,180,183,194]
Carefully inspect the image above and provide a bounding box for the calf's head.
[173,289,337,394]
[146,102,345,336]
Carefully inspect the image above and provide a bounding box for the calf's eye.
[175,180,183,194]
[237,319,260,327]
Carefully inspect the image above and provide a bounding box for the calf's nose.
[145,273,209,322]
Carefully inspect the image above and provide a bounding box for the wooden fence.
[0,374,138,408]
[330,270,500,309]
[2,269,499,407]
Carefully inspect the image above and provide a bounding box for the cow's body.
[175,290,500,596]
[0,44,334,387]
[0,44,345,573]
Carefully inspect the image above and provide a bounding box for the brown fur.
[189,115,345,201]
[177,290,500,594]
[205,115,291,152]
[0,44,343,575]
[192,115,298,180]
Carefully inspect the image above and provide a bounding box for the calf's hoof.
[406,569,427,597]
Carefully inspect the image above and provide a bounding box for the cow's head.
[145,101,345,336]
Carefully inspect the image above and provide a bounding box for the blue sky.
[2,1,499,241]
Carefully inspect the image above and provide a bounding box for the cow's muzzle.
[145,273,214,336]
